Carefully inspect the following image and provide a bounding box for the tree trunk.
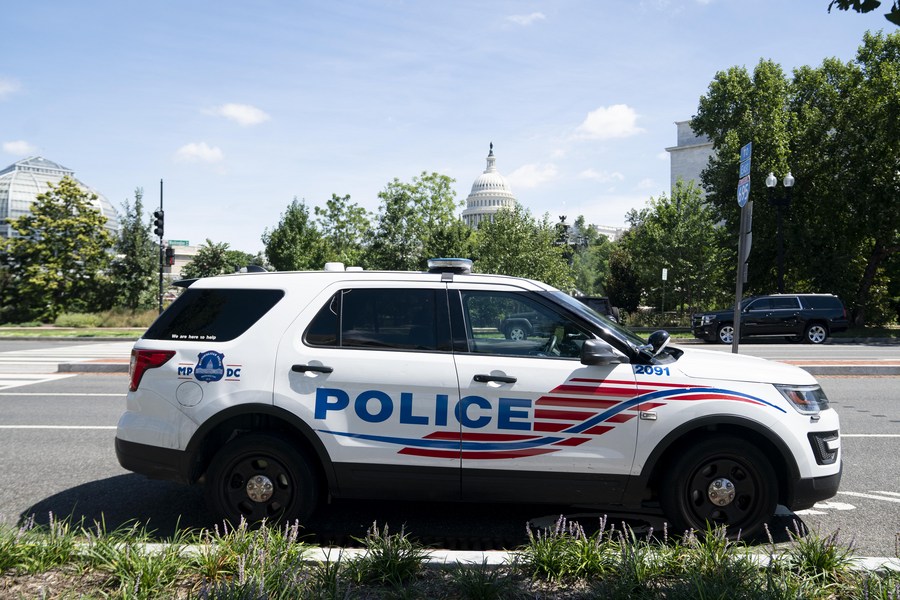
[852,239,897,326]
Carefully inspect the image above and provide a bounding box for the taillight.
[129,349,176,392]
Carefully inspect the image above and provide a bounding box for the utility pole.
[154,179,165,314]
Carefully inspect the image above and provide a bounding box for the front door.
[449,286,639,505]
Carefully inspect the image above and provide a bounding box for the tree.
[364,172,462,270]
[607,244,642,314]
[828,0,900,25]
[262,198,324,271]
[110,187,158,309]
[692,32,900,325]
[180,239,247,279]
[474,204,574,290]
[314,194,370,266]
[568,216,613,295]
[619,180,728,317]
[3,176,116,322]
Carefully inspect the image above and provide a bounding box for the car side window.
[459,290,589,359]
[304,288,450,351]
[771,297,801,310]
[746,298,772,311]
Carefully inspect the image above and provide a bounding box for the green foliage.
[692,31,900,326]
[364,172,463,270]
[180,239,261,279]
[3,175,115,322]
[569,216,613,295]
[314,193,371,266]
[54,312,103,328]
[262,198,324,271]
[607,244,643,313]
[111,188,158,310]
[347,522,431,586]
[474,205,575,291]
[449,560,520,600]
[828,0,900,25]
[618,180,728,316]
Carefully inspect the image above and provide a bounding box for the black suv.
[692,294,849,344]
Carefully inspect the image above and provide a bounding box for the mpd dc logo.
[176,351,243,382]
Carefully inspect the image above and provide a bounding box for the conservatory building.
[0,156,119,239]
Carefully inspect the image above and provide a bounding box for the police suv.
[115,259,841,536]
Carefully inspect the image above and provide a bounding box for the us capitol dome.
[0,157,119,239]
[461,143,517,228]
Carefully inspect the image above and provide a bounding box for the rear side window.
[144,288,285,342]
[801,296,842,310]
[304,288,451,351]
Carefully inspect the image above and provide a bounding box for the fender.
[621,414,801,507]
[184,403,338,491]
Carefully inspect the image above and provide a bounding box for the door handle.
[292,364,333,374]
[474,374,516,384]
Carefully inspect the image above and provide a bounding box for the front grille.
[808,431,839,465]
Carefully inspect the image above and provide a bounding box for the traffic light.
[153,210,164,237]
[165,246,175,266]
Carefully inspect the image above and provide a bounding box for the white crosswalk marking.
[0,342,132,374]
[0,373,76,390]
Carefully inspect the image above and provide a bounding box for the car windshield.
[546,291,647,350]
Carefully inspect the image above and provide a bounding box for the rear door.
[448,284,639,505]
[274,282,462,501]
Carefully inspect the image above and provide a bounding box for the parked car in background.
[574,296,621,322]
[692,293,849,344]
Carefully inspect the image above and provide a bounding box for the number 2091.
[633,365,671,376]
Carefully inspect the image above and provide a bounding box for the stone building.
[460,143,517,228]
[665,120,714,192]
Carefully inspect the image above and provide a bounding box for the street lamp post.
[765,171,794,294]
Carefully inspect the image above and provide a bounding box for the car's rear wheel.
[507,326,527,341]
[660,436,776,539]
[716,324,734,344]
[205,433,319,526]
[804,323,828,344]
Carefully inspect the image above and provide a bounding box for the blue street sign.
[737,176,751,207]
[740,142,752,163]
[739,157,751,178]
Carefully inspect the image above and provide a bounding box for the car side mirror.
[648,330,670,354]
[581,339,625,366]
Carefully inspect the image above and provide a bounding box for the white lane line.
[0,374,77,391]
[873,491,900,498]
[0,393,124,397]
[838,491,900,504]
[841,434,900,438]
[0,425,117,430]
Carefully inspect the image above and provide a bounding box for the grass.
[2,513,898,599]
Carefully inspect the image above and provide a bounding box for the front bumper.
[788,463,843,511]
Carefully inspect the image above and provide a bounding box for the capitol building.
[460,143,517,229]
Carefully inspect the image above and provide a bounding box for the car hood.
[672,346,818,386]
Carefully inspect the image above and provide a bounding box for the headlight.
[776,384,830,414]
[700,314,715,325]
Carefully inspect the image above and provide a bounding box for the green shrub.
[54,312,102,328]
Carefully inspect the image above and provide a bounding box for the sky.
[0,1,891,254]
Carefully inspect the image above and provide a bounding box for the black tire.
[507,326,528,341]
[804,322,828,344]
[660,436,777,539]
[716,323,734,345]
[205,433,319,526]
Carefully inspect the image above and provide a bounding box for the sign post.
[732,143,753,354]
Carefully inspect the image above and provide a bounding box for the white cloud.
[507,12,546,26]
[174,142,224,163]
[206,103,270,126]
[636,178,659,190]
[576,104,644,140]
[3,140,37,155]
[657,151,670,161]
[507,163,558,189]
[580,169,625,183]
[0,78,21,100]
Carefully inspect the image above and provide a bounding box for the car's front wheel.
[804,323,828,344]
[507,326,527,341]
[205,433,319,526]
[716,323,734,344]
[660,436,776,539]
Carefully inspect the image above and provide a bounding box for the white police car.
[115,259,841,536]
